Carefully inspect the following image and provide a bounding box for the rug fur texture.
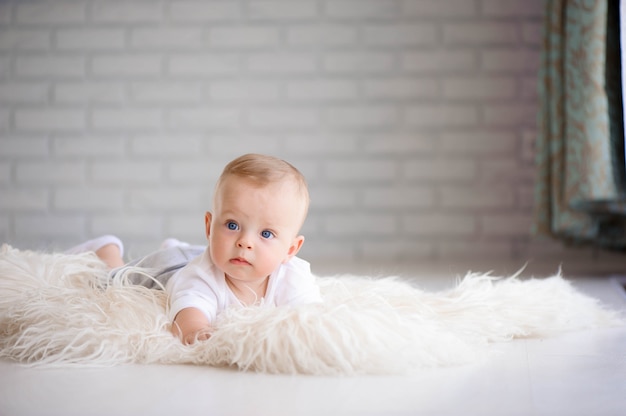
[0,244,622,375]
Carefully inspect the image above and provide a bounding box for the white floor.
[1,261,625,416]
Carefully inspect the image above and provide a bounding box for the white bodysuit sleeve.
[273,257,323,306]
[165,250,220,324]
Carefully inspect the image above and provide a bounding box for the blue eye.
[226,221,239,231]
[261,230,274,239]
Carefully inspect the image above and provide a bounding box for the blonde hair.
[214,153,310,225]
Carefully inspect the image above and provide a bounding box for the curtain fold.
[533,0,626,249]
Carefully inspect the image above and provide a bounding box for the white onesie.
[165,247,322,323]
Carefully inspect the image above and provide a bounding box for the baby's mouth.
[230,257,251,266]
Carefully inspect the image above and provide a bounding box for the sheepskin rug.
[0,244,622,375]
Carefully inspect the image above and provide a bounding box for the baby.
[66,154,322,344]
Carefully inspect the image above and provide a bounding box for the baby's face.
[207,176,305,284]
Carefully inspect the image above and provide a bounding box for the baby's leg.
[95,244,125,268]
[65,235,125,269]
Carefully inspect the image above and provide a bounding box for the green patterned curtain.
[533,0,625,249]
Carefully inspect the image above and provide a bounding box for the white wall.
[0,0,552,262]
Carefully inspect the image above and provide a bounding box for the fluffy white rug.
[0,244,622,375]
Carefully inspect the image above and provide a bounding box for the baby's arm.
[171,307,212,345]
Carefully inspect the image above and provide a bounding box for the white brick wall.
[0,0,586,263]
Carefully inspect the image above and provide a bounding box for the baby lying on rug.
[66,153,322,345]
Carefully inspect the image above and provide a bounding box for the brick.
[207,136,283,158]
[0,216,8,242]
[16,161,85,185]
[56,29,125,50]
[298,239,357,263]
[92,55,162,76]
[0,83,48,104]
[247,108,319,127]
[15,214,85,238]
[247,1,319,19]
[0,57,10,78]
[0,137,49,157]
[323,52,395,73]
[15,109,86,131]
[362,24,437,46]
[440,186,514,209]
[362,187,435,209]
[521,129,536,163]
[403,159,476,182]
[482,0,543,17]
[247,53,316,73]
[324,214,397,236]
[169,54,241,75]
[16,2,86,23]
[436,240,511,259]
[520,76,539,100]
[92,109,163,130]
[283,135,358,154]
[440,131,517,154]
[90,161,162,184]
[522,22,543,46]
[0,109,8,130]
[0,29,50,50]
[483,103,536,126]
[54,188,124,211]
[363,78,439,99]
[481,213,532,236]
[91,214,164,238]
[0,189,48,211]
[165,161,223,183]
[15,56,85,78]
[0,3,10,24]
[480,159,535,184]
[130,136,204,156]
[402,213,476,236]
[325,105,398,127]
[405,104,479,126]
[481,49,540,73]
[92,1,162,22]
[53,136,126,157]
[324,0,399,18]
[129,188,205,211]
[168,108,241,129]
[443,23,519,45]
[209,27,280,48]
[308,186,358,209]
[130,82,203,103]
[360,239,433,260]
[0,162,10,184]
[516,185,535,210]
[287,80,358,101]
[170,1,242,21]
[287,25,357,46]
[130,28,205,49]
[442,77,516,100]
[210,81,280,101]
[362,134,436,154]
[401,0,477,17]
[54,83,126,104]
[324,160,397,182]
[402,51,477,73]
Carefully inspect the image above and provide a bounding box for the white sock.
[159,238,190,250]
[65,235,124,257]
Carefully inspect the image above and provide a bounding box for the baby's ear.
[283,235,305,263]
[204,212,212,240]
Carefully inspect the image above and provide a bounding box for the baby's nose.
[237,238,252,249]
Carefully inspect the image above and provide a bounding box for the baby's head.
[214,153,309,228]
[205,154,310,281]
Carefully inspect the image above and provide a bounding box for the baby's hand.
[171,307,212,345]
